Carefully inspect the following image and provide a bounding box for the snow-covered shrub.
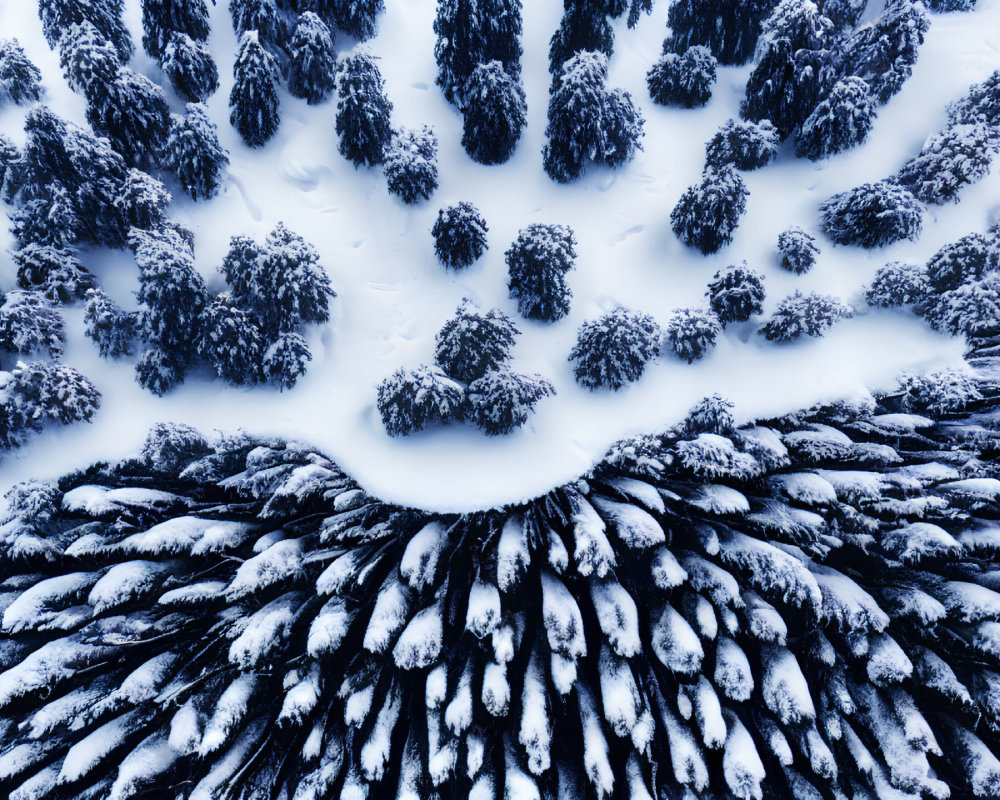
[0,38,42,106]
[376,365,465,437]
[663,307,721,363]
[0,291,65,360]
[921,274,1000,338]
[706,263,766,324]
[795,77,875,160]
[264,331,312,390]
[646,45,717,108]
[569,308,661,390]
[140,421,211,473]
[432,203,488,269]
[384,127,438,205]
[3,361,100,442]
[135,346,187,396]
[288,12,336,105]
[84,288,138,358]
[705,118,779,170]
[465,369,554,435]
[161,32,218,102]
[777,226,819,274]
[461,61,526,165]
[12,244,95,304]
[682,393,736,436]
[893,124,998,205]
[671,166,749,254]
[164,103,229,201]
[664,0,777,64]
[336,52,393,167]
[897,368,982,414]
[865,262,930,308]
[434,301,519,384]
[759,291,853,342]
[229,31,280,148]
[948,69,1000,126]
[925,233,997,292]
[505,223,577,322]
[819,181,923,248]
[197,296,266,385]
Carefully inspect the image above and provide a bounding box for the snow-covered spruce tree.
[38,0,134,61]
[759,289,853,341]
[0,132,17,189]
[664,0,779,64]
[795,77,876,160]
[505,223,577,322]
[0,290,65,361]
[893,124,999,205]
[548,0,614,79]
[569,308,661,390]
[777,226,820,274]
[0,361,99,448]
[86,68,171,169]
[706,118,779,171]
[117,168,171,232]
[0,38,42,106]
[58,21,122,99]
[384,127,439,205]
[820,181,924,248]
[671,166,749,254]
[164,103,230,201]
[706,262,766,324]
[841,0,930,105]
[925,232,997,292]
[435,301,518,384]
[921,274,1000,338]
[230,31,281,148]
[83,287,138,358]
[680,391,735,436]
[12,243,96,305]
[162,32,219,102]
[264,330,312,390]
[197,295,266,385]
[326,0,385,40]
[948,69,1000,127]
[141,0,211,63]
[663,307,721,362]
[821,0,867,28]
[466,369,554,434]
[229,0,286,55]
[865,261,930,308]
[135,345,188,395]
[288,12,337,104]
[432,202,488,269]
[335,52,393,167]
[544,51,644,182]
[461,61,527,165]
[647,45,717,109]
[377,364,465,436]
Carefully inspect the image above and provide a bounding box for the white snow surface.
[1,0,998,511]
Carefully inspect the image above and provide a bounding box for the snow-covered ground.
[0,0,997,512]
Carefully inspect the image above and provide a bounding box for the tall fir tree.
[327,0,385,41]
[230,0,286,55]
[83,287,138,358]
[58,21,121,97]
[432,202,489,269]
[893,123,998,206]
[795,76,876,160]
[434,300,519,384]
[198,295,266,385]
[461,61,527,165]
[384,127,439,205]
[288,12,337,104]
[335,52,393,167]
[230,31,281,148]
[12,244,95,305]
[164,103,230,201]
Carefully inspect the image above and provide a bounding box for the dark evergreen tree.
[12,244,96,304]
[646,45,717,108]
[663,307,721,362]
[626,0,654,27]
[466,369,554,434]
[230,0,286,54]
[506,223,577,322]
[921,274,1000,338]
[893,124,998,205]
[3,361,100,436]
[220,233,260,301]
[543,51,643,182]
[706,262,766,324]
[759,290,853,341]
[434,300,518,383]
[569,307,661,390]
[795,77,876,160]
[37,0,134,61]
[117,168,171,232]
[141,0,211,62]
[87,69,171,168]
[461,61,527,165]
[664,0,779,65]
[164,103,230,201]
[681,392,735,435]
[432,202,488,269]
[288,12,337,104]
[264,331,312,389]
[198,295,266,385]
[948,69,1000,127]
[0,133,17,191]
[0,291,65,360]
[925,233,997,292]
[58,21,121,97]
[0,38,42,106]
[162,32,220,102]
[670,166,749,254]
[705,118,780,170]
[865,261,929,308]
[821,0,867,28]
[548,0,614,79]
[384,127,439,205]
[230,31,281,148]
[135,346,188,395]
[376,364,465,436]
[83,287,138,358]
[820,180,924,247]
[777,226,820,274]
[328,0,385,40]
[335,52,393,167]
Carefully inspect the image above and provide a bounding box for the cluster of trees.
[549,0,653,83]
[377,300,553,436]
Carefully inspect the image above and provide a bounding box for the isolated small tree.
[288,12,337,104]
[948,69,1000,127]
[12,244,95,304]
[506,223,577,322]
[548,1,614,79]
[141,0,211,62]
[135,346,187,395]
[461,61,527,165]
[0,291,65,360]
[663,308,721,363]
[664,0,779,65]
[335,52,393,167]
[377,365,465,436]
[432,203,488,269]
[921,274,1000,338]
[705,118,779,170]
[384,127,438,204]
[230,31,281,148]
[164,103,229,201]
[925,233,996,292]
[795,77,876,160]
[0,38,43,106]
[759,291,853,341]
[647,46,717,108]
[162,32,219,102]
[83,288,138,358]
[569,308,661,390]
[329,0,385,40]
[706,263,766,324]
[893,124,998,205]
[434,301,518,384]
[466,370,554,435]
[264,331,311,390]
[777,227,820,274]
[820,181,923,248]
[671,166,749,254]
[865,262,930,308]
[198,295,266,385]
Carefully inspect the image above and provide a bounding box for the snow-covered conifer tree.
[706,263,766,324]
[664,0,779,64]
[432,202,488,269]
[229,0,286,54]
[2,360,99,443]
[198,295,266,385]
[0,290,65,360]
[461,61,527,165]
[141,0,211,62]
[117,169,171,232]
[820,181,924,247]
[435,301,519,384]
[83,287,138,358]
[505,223,577,322]
[777,226,820,274]
[647,45,717,108]
[58,22,121,97]
[705,118,779,170]
[0,38,42,106]
[896,367,981,414]
[328,0,385,41]
[230,31,281,148]
[893,124,998,205]
[865,261,930,308]
[38,0,134,61]
[921,274,1000,338]
[0,133,17,189]
[795,77,876,160]
[759,290,853,341]
[569,308,661,390]
[548,0,614,79]
[948,69,1000,127]
[377,364,465,436]
[164,103,230,201]
[671,166,749,254]
[264,331,312,389]
[384,127,439,205]
[466,369,554,434]
[87,69,171,168]
[663,307,721,362]
[822,0,867,27]
[288,12,337,104]
[135,345,187,395]
[12,244,95,305]
[925,233,996,292]
[162,32,219,102]
[335,52,393,167]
